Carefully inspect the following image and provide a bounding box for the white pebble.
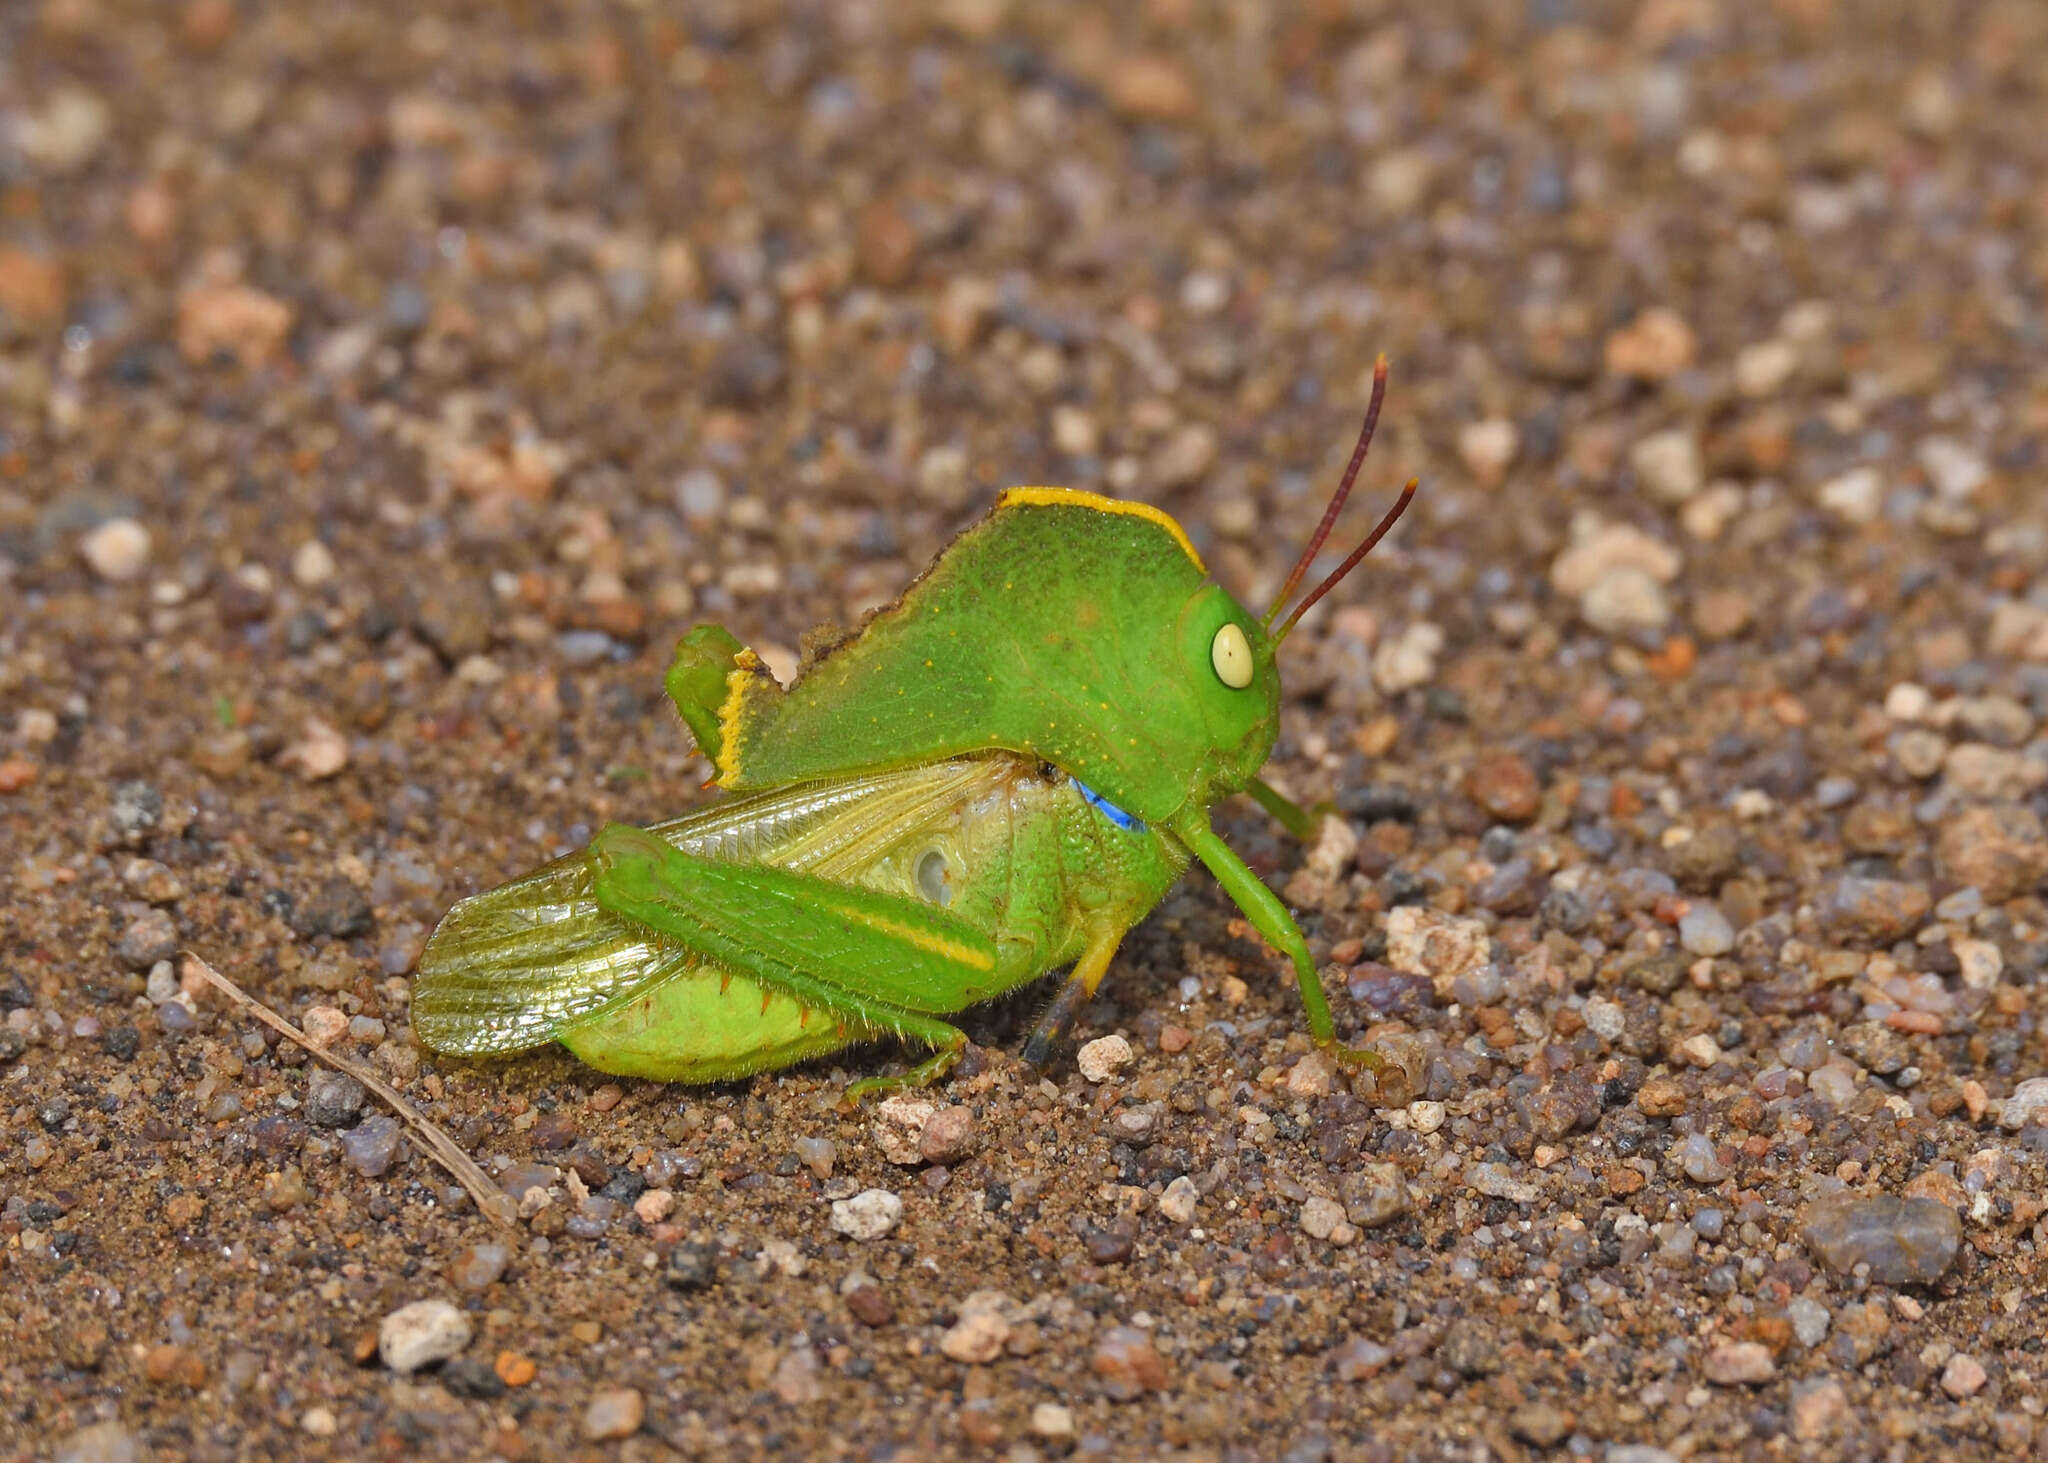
[1733,338,1799,397]
[939,1300,1010,1364]
[1581,566,1672,633]
[299,1005,348,1050]
[145,960,179,1005]
[378,1299,472,1374]
[829,1188,903,1241]
[1385,905,1491,991]
[1299,1195,1346,1240]
[1787,1296,1830,1348]
[300,1406,338,1437]
[1678,903,1735,958]
[1885,681,1934,722]
[1457,418,1519,482]
[1679,1033,1723,1068]
[1629,428,1704,504]
[292,539,337,587]
[1954,938,2003,991]
[78,518,152,583]
[1157,1174,1199,1223]
[1582,997,1626,1042]
[872,1095,936,1166]
[1076,1034,1134,1083]
[1918,436,1987,501]
[2000,1077,2048,1131]
[1818,467,1883,524]
[1031,1402,1076,1439]
[1371,621,1444,694]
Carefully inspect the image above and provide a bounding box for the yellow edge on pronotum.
[713,647,763,785]
[997,487,1205,574]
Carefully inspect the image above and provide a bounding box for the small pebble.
[378,1299,472,1374]
[919,1105,978,1165]
[1030,1402,1076,1440]
[1678,902,1734,957]
[1158,1175,1199,1223]
[830,1188,903,1240]
[1457,418,1518,483]
[1818,466,1883,523]
[1407,1100,1447,1134]
[793,1136,836,1180]
[1704,1341,1775,1386]
[633,1188,677,1224]
[341,1115,401,1177]
[448,1242,510,1292]
[143,1342,207,1387]
[1076,1034,1134,1083]
[1464,752,1541,824]
[1792,1380,1849,1442]
[1819,876,1931,943]
[1299,1195,1346,1240]
[292,539,337,587]
[116,910,179,971]
[1678,1034,1722,1069]
[1090,1325,1168,1400]
[2000,1078,2048,1131]
[1629,427,1704,504]
[1802,1194,1961,1285]
[939,1298,1011,1364]
[845,1284,895,1327]
[1679,1133,1729,1183]
[304,1068,367,1127]
[581,1386,645,1441]
[873,1095,937,1165]
[1941,1354,1988,1399]
[772,1344,823,1405]
[1787,1296,1830,1348]
[1384,906,1490,992]
[79,518,152,582]
[1329,1338,1392,1381]
[1511,1403,1574,1447]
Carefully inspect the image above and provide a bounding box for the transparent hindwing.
[410,755,1047,1056]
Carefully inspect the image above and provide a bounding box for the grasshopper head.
[1053,356,1413,826]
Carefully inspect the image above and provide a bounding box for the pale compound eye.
[916,849,953,906]
[1210,622,1254,689]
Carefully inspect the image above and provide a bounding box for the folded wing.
[411,755,1032,1056]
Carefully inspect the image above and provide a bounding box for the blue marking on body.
[1071,776,1146,833]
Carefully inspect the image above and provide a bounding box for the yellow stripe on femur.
[822,903,996,972]
[997,487,1205,573]
[713,648,763,786]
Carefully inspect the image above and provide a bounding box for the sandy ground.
[6,0,2048,1458]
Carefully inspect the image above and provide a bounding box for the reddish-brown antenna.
[1271,476,1418,643]
[1263,354,1390,629]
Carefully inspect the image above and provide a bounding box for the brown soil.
[5,1,2048,1460]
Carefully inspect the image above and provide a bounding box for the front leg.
[1168,809,1383,1073]
[1245,777,1334,843]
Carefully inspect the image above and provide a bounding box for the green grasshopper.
[413,361,1415,1099]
